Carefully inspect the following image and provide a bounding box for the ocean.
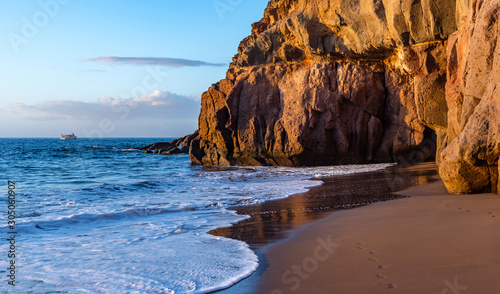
[0,138,393,293]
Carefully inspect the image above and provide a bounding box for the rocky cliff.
[189,0,500,195]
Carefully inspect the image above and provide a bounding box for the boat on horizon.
[61,133,77,140]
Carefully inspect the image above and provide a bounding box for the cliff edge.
[189,0,499,195]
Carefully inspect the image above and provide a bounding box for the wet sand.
[212,162,442,293]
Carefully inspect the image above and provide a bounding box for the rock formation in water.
[140,131,198,155]
[189,0,499,195]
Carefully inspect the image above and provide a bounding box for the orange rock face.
[189,0,500,194]
[439,0,500,194]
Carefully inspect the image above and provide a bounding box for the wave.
[85,145,104,149]
[15,206,198,233]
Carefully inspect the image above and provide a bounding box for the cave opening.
[397,126,437,164]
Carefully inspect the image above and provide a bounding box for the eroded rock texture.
[439,0,500,194]
[190,0,500,194]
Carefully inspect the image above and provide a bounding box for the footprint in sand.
[355,242,366,250]
[355,244,392,288]
[355,242,384,270]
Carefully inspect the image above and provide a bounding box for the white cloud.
[11,90,201,122]
[82,56,226,68]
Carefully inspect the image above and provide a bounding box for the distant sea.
[0,138,393,293]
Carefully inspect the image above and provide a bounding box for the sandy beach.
[213,163,500,293]
[256,173,500,293]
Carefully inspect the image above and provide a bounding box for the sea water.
[0,138,393,293]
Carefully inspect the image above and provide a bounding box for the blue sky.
[0,0,269,137]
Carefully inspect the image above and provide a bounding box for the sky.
[0,0,269,137]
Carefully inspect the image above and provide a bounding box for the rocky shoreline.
[191,0,500,195]
[148,0,499,195]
